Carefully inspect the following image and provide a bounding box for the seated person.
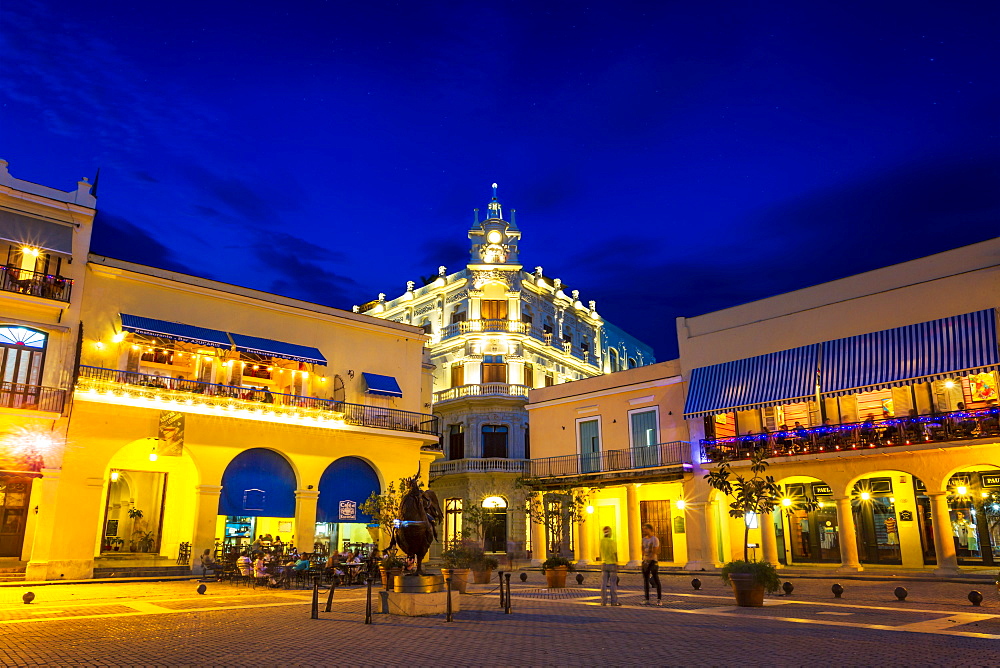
[236,552,252,577]
[253,555,268,580]
[293,555,311,572]
[859,415,877,442]
[199,549,220,577]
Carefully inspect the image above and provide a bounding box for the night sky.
[3,1,997,359]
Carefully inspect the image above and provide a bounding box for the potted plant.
[470,550,499,584]
[379,551,406,591]
[110,537,124,552]
[541,555,574,589]
[704,445,807,606]
[520,483,589,564]
[440,542,476,593]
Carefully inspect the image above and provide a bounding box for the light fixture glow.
[487,230,503,244]
[860,491,871,501]
[110,470,120,482]
[112,332,125,343]
[957,485,968,496]
[585,505,595,514]
[889,497,896,504]
[482,496,506,509]
[944,380,956,389]
[781,498,792,507]
[675,499,686,510]
[981,491,990,498]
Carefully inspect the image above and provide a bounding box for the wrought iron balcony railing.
[0,381,67,413]
[430,457,530,480]
[433,382,530,402]
[440,319,533,340]
[0,265,73,302]
[76,365,440,435]
[702,407,1000,462]
[527,441,692,480]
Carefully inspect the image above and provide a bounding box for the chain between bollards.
[504,572,512,614]
[446,576,453,623]
[310,580,320,619]
[364,577,373,624]
[325,579,337,612]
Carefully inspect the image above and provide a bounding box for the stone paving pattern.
[1,572,1000,666]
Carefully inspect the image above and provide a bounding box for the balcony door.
[482,425,508,458]
[0,326,47,409]
[629,408,659,468]
[578,418,601,473]
[482,355,507,384]
[480,299,507,321]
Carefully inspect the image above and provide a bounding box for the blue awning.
[820,309,1000,397]
[317,457,381,524]
[683,344,820,418]
[229,332,327,365]
[219,448,297,518]
[120,314,231,349]
[362,372,402,398]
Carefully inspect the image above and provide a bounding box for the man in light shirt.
[641,523,662,606]
[599,526,620,606]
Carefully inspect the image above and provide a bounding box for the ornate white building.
[359,186,654,557]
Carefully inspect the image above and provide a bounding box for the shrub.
[720,560,781,595]
[541,555,574,573]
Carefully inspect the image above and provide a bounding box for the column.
[625,484,641,568]
[760,510,781,567]
[683,501,711,570]
[294,489,320,553]
[26,470,104,581]
[530,492,546,565]
[572,517,584,565]
[706,500,722,566]
[928,492,959,575]
[192,485,223,564]
[577,495,594,566]
[834,496,863,572]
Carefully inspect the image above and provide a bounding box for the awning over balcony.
[119,314,231,349]
[362,372,402,398]
[683,344,820,418]
[229,332,326,365]
[0,210,73,254]
[820,309,1000,397]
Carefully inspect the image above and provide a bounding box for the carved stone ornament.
[472,269,517,290]
[446,290,469,304]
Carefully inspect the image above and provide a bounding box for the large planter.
[380,567,404,591]
[728,573,765,607]
[441,568,470,594]
[472,568,494,585]
[544,565,568,589]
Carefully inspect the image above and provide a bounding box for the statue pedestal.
[386,590,460,616]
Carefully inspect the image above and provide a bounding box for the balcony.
[0,265,73,303]
[75,366,440,436]
[440,319,532,340]
[430,457,530,481]
[524,441,692,488]
[702,407,1000,462]
[433,382,530,403]
[0,381,67,414]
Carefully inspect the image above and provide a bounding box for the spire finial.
[487,183,502,219]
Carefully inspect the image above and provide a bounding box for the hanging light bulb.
[149,442,158,462]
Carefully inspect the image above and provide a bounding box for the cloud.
[90,211,198,276]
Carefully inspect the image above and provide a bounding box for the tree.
[522,486,589,558]
[359,477,419,551]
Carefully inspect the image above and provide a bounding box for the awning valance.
[229,333,327,365]
[120,314,231,349]
[362,372,402,398]
[683,344,820,418]
[820,309,999,397]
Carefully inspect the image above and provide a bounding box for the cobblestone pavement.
[2,572,1000,666]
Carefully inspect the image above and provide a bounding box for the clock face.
[487,230,503,244]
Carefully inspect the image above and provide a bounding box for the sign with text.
[158,411,185,456]
[339,499,357,521]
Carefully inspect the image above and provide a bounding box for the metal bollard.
[446,576,453,623]
[499,570,505,608]
[364,577,373,624]
[504,572,512,614]
[311,582,320,619]
[325,580,337,612]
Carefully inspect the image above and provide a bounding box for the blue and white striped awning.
[683,344,820,418]
[820,309,1000,397]
[120,314,232,349]
[229,333,327,365]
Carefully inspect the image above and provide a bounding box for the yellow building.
[0,160,94,565]
[0,162,441,581]
[679,237,1000,574]
[524,361,697,568]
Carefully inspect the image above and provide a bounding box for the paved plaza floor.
[2,571,1000,666]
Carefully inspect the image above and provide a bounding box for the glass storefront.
[782,483,840,563]
[852,477,901,565]
[102,470,166,554]
[314,522,376,555]
[947,471,1000,566]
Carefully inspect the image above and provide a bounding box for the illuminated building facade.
[0,162,440,581]
[361,186,654,557]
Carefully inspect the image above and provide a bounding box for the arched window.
[482,425,508,458]
[628,357,637,369]
[445,498,463,547]
[608,348,620,373]
[0,326,48,407]
[481,496,508,553]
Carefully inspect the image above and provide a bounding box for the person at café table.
[293,554,311,572]
[954,402,977,436]
[236,552,252,577]
[272,535,283,551]
[860,414,876,442]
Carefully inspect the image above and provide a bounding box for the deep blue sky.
[3,1,997,359]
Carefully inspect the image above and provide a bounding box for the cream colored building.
[361,186,655,558]
[678,237,1000,574]
[524,361,699,568]
[0,161,441,581]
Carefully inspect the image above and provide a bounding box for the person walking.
[641,523,662,606]
[599,526,620,606]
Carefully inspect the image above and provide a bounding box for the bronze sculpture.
[388,474,443,576]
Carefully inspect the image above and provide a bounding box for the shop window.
[946,471,1000,566]
[481,299,507,321]
[451,363,465,388]
[482,425,508,458]
[444,498,463,547]
[783,483,839,563]
[448,424,465,460]
[523,363,534,387]
[482,496,508,553]
[851,477,902,565]
[102,470,167,554]
[639,500,674,562]
[482,355,507,383]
